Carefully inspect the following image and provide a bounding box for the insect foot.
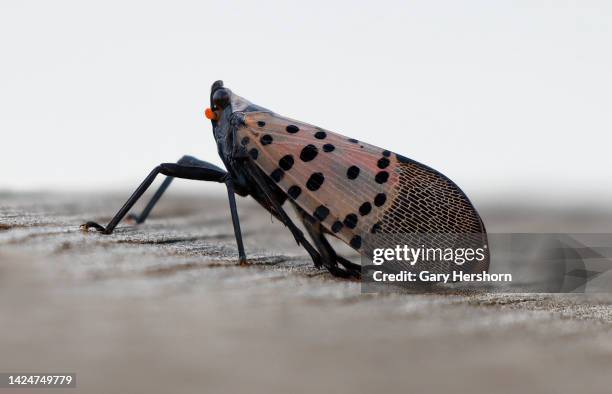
[79,221,108,233]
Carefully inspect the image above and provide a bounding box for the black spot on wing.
[306,172,325,191]
[314,131,326,139]
[331,221,343,233]
[359,202,372,216]
[382,150,391,157]
[350,235,362,249]
[288,185,301,199]
[300,145,318,162]
[371,222,382,234]
[278,155,294,171]
[249,148,259,160]
[260,134,273,145]
[377,157,390,169]
[375,171,389,184]
[346,166,360,180]
[348,138,359,143]
[343,214,358,229]
[323,144,335,152]
[257,121,266,127]
[241,137,250,146]
[270,168,284,182]
[313,205,330,221]
[286,125,299,133]
[374,193,387,207]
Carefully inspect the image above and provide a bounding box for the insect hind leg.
[292,203,361,279]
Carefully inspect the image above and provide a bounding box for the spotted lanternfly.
[82,80,489,279]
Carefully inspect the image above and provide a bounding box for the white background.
[1,0,610,204]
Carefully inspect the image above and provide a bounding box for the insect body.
[82,81,488,278]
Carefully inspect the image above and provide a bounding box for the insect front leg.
[127,156,226,224]
[80,159,249,264]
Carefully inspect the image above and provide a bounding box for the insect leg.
[225,178,247,264]
[80,162,227,234]
[128,156,226,224]
[244,163,325,269]
[293,204,361,279]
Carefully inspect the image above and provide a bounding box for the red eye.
[204,108,217,121]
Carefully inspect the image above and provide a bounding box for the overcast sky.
[1,1,610,204]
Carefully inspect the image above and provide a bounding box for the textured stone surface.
[1,191,611,394]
